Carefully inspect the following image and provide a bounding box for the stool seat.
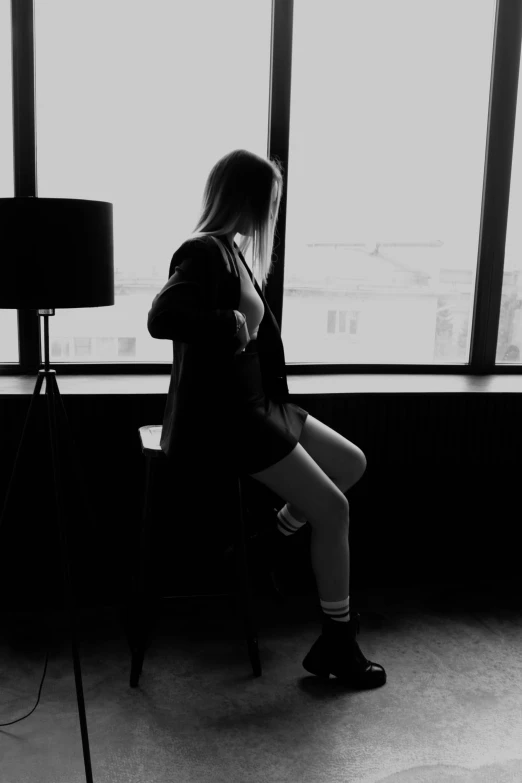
[138,425,164,457]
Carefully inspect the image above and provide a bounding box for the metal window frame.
[11,0,40,374]
[3,0,522,377]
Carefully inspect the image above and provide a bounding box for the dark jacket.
[147,235,290,473]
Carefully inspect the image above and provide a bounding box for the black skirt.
[229,338,309,475]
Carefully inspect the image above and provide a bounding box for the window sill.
[1,373,522,396]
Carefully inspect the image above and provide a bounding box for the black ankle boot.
[302,612,386,689]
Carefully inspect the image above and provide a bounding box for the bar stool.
[125,424,262,686]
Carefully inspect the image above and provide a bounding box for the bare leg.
[249,444,351,604]
[286,469,356,524]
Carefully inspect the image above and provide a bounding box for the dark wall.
[0,392,519,610]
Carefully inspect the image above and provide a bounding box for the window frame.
[2,0,521,377]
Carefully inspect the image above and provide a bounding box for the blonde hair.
[187,149,284,286]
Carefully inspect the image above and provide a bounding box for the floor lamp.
[0,197,114,783]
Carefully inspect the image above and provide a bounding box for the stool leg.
[127,455,155,687]
[235,475,262,677]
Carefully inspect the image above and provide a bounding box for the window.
[327,309,359,337]
[34,0,271,363]
[496,36,522,365]
[283,0,497,365]
[0,0,18,363]
[118,337,136,359]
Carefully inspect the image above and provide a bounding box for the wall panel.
[0,393,518,609]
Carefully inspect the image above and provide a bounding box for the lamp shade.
[0,197,114,309]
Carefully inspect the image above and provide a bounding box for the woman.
[147,149,386,689]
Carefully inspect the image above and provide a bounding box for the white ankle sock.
[276,504,307,536]
[320,595,351,623]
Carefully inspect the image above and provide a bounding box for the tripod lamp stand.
[0,197,114,783]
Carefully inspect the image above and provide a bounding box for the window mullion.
[265,0,294,330]
[11,0,40,372]
[470,0,522,372]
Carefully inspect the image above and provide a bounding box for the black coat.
[147,235,291,474]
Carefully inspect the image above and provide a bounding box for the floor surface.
[1,581,521,783]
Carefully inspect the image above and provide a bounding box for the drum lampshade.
[0,197,114,309]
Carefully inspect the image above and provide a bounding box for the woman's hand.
[234,312,250,355]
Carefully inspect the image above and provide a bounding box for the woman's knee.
[324,493,350,531]
[338,447,366,491]
[249,442,349,531]
[357,450,367,479]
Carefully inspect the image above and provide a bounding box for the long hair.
[187,149,284,286]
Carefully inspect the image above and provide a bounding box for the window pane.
[284,0,496,365]
[0,0,18,363]
[0,0,13,198]
[496,41,522,365]
[35,0,271,363]
[0,310,19,362]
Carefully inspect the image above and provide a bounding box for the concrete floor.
[1,580,522,783]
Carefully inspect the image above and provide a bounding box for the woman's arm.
[147,241,244,352]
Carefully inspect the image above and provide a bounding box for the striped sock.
[276,504,307,536]
[320,595,351,623]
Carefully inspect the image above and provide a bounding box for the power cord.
[0,617,50,727]
[0,402,94,729]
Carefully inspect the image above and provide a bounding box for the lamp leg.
[0,371,45,536]
[45,371,94,783]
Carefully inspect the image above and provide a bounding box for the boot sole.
[302,639,387,689]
